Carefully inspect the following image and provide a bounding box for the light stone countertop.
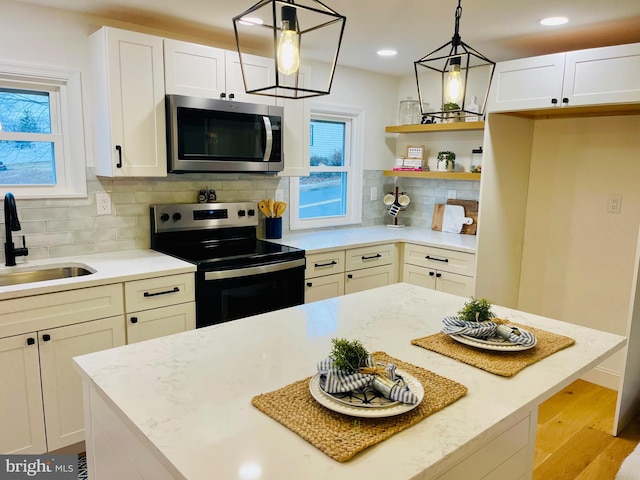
[0,250,196,301]
[263,225,477,254]
[74,283,625,480]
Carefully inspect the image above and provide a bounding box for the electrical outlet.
[96,192,112,215]
[370,186,377,201]
[275,189,284,202]
[607,194,622,214]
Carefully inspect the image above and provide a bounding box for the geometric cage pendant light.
[233,0,346,99]
[414,0,495,121]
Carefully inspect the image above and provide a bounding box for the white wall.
[518,115,640,386]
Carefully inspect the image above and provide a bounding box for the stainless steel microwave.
[166,95,284,173]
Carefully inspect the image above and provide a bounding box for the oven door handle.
[204,258,305,281]
[262,116,273,162]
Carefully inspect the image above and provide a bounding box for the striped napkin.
[317,356,419,404]
[442,316,537,347]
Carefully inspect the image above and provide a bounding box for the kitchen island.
[74,283,625,480]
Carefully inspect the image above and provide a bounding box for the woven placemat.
[251,351,467,462]
[411,322,575,377]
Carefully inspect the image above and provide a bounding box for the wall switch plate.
[96,192,112,215]
[370,186,377,201]
[275,189,284,202]
[607,194,622,214]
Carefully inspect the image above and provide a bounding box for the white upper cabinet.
[90,27,167,177]
[488,42,640,112]
[489,53,565,112]
[164,39,275,106]
[163,39,226,99]
[277,66,311,177]
[563,43,640,106]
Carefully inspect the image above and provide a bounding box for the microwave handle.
[262,116,273,162]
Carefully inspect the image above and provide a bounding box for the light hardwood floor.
[534,379,640,479]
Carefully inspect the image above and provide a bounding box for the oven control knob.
[160,213,170,222]
[248,209,255,216]
[238,210,246,217]
[172,213,182,221]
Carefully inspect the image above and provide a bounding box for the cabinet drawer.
[0,284,124,338]
[126,302,196,344]
[345,244,394,271]
[124,273,195,312]
[404,244,475,277]
[306,251,345,279]
[305,273,344,303]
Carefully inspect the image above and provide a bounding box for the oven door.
[196,258,305,328]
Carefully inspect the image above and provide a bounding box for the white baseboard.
[581,365,621,391]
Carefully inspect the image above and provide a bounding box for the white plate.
[309,369,424,418]
[450,330,537,352]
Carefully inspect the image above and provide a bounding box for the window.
[0,62,86,198]
[289,104,363,229]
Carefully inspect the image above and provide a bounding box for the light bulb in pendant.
[444,57,464,104]
[277,6,299,75]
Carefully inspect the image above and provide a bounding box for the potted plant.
[437,151,456,172]
[443,102,460,123]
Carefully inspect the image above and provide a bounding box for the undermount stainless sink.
[0,264,95,287]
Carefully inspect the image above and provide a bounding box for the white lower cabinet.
[0,315,125,454]
[305,250,345,303]
[124,273,196,343]
[0,272,196,454]
[403,244,475,297]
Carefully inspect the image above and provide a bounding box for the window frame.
[0,61,87,199]
[289,103,364,230]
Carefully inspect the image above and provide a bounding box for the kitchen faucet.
[4,192,28,266]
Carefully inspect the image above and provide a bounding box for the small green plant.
[329,338,369,373]
[458,297,495,322]
[437,151,456,170]
[443,102,460,112]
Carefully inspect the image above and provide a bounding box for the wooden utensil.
[275,201,287,218]
[258,200,271,218]
[267,199,275,218]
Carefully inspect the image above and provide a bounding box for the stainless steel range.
[150,202,305,328]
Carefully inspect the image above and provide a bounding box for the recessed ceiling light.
[238,17,264,26]
[540,17,569,26]
[377,49,398,57]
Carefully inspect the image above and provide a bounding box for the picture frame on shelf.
[406,145,425,160]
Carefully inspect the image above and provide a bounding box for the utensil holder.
[265,217,282,239]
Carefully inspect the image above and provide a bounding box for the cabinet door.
[39,315,126,451]
[402,264,437,290]
[488,53,565,112]
[225,51,276,105]
[563,43,640,106]
[345,264,394,295]
[126,303,196,344]
[91,27,166,177]
[164,39,226,99]
[436,272,475,297]
[305,273,344,303]
[277,66,311,177]
[0,334,46,454]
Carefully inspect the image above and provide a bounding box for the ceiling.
[17,0,640,76]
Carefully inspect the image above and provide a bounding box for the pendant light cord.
[451,0,462,49]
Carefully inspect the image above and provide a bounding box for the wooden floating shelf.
[385,121,485,134]
[383,171,481,181]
